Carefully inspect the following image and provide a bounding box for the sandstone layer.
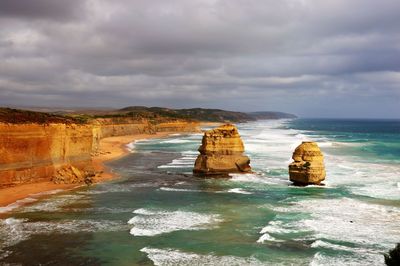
[0,123,94,188]
[0,118,199,188]
[288,141,326,185]
[193,124,251,176]
[91,118,198,151]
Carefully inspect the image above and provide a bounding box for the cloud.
[0,0,399,117]
[0,0,87,21]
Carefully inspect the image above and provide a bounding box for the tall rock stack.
[193,124,251,176]
[288,141,326,185]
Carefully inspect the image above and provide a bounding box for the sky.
[0,0,399,118]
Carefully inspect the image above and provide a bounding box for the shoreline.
[91,132,182,182]
[0,131,190,213]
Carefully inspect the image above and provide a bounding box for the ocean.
[1,119,399,265]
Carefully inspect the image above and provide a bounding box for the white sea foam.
[256,233,280,243]
[227,188,253,194]
[256,220,302,244]
[276,198,400,251]
[310,251,384,266]
[19,194,88,213]
[126,141,136,152]
[170,158,196,165]
[157,164,192,169]
[126,138,154,151]
[0,189,68,214]
[324,157,400,200]
[259,220,299,235]
[311,240,372,254]
[128,209,222,236]
[79,182,157,195]
[160,139,192,144]
[238,120,390,196]
[351,181,400,200]
[237,119,399,202]
[0,217,129,259]
[133,208,158,215]
[140,247,265,266]
[181,150,198,155]
[317,142,333,147]
[30,189,65,197]
[158,153,197,169]
[230,173,290,186]
[87,207,133,214]
[159,187,200,192]
[0,197,38,213]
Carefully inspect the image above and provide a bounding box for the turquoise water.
[1,119,399,265]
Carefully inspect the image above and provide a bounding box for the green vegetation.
[0,108,80,124]
[0,106,297,124]
[119,106,255,122]
[64,114,93,124]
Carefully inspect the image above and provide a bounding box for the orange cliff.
[0,122,94,188]
[0,117,199,189]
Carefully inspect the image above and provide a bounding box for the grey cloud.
[0,0,399,118]
[0,0,87,21]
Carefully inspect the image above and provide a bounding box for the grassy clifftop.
[0,108,80,124]
[0,106,297,124]
[118,106,253,122]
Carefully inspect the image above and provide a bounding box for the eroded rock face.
[0,119,200,188]
[288,141,326,185]
[193,124,251,176]
[52,165,95,185]
[0,123,94,188]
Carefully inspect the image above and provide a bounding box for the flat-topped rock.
[193,124,251,176]
[288,141,326,185]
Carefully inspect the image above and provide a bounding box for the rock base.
[52,165,96,185]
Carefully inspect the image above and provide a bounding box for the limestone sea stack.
[288,141,326,185]
[193,124,251,176]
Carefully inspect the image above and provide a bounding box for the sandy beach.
[0,131,182,211]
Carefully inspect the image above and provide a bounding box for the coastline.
[91,132,181,182]
[0,131,187,212]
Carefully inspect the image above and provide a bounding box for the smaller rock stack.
[288,141,326,185]
[193,124,251,176]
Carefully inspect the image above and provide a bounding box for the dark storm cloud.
[0,0,86,21]
[0,0,399,118]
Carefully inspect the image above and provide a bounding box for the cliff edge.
[0,108,199,188]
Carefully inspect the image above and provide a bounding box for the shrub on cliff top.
[0,108,82,124]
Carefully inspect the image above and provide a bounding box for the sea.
[1,119,399,265]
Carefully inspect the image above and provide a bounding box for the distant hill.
[0,106,297,124]
[119,106,254,122]
[247,111,297,120]
[119,106,297,122]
